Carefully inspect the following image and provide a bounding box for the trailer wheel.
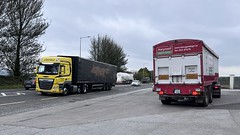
[200,91,209,107]
[105,84,112,91]
[76,86,81,94]
[108,84,112,91]
[103,84,108,91]
[81,85,88,94]
[62,86,69,96]
[208,86,213,103]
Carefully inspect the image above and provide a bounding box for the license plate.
[174,89,181,94]
[25,85,31,87]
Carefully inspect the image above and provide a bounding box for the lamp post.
[80,36,91,57]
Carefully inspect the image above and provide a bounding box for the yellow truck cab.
[36,56,72,95]
[36,56,117,96]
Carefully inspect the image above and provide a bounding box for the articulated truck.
[36,56,117,95]
[153,39,221,107]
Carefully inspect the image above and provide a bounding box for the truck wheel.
[208,87,213,103]
[200,91,209,107]
[103,84,108,91]
[81,85,88,94]
[108,84,112,91]
[76,86,81,94]
[161,99,171,105]
[62,86,69,96]
[105,84,112,91]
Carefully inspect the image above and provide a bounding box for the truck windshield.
[37,64,59,75]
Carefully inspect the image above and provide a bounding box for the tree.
[0,1,8,64]
[90,35,128,72]
[133,67,151,81]
[0,0,49,77]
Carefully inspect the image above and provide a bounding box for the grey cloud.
[41,0,240,75]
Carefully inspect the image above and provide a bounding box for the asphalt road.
[1,86,240,135]
[0,84,152,117]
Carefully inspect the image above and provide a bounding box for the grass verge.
[0,76,24,90]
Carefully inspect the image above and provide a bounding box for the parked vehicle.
[36,56,117,95]
[131,80,141,86]
[24,77,36,90]
[142,77,150,83]
[153,39,220,107]
[213,83,221,98]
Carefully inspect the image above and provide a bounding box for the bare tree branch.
[90,34,128,72]
[0,0,49,77]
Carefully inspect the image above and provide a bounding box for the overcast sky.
[40,0,240,76]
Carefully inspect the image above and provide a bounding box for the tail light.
[192,91,201,96]
[192,88,202,96]
[214,86,220,89]
[159,91,164,95]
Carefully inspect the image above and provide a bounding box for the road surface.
[1,87,240,135]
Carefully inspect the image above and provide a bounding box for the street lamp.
[80,36,91,57]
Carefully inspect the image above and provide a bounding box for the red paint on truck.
[153,39,220,107]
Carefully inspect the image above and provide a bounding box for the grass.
[0,84,23,90]
[0,76,24,90]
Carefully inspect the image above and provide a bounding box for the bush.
[0,76,24,89]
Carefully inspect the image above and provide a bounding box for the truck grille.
[39,79,54,90]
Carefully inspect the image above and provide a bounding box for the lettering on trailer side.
[156,46,172,55]
[156,44,202,56]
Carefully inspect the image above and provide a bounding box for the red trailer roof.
[153,39,219,59]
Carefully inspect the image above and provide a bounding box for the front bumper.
[36,85,63,94]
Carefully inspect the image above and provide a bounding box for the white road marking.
[0,101,26,106]
[41,97,58,101]
[17,93,26,95]
[1,93,7,96]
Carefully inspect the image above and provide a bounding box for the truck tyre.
[108,84,112,91]
[105,84,108,91]
[209,92,213,103]
[208,86,213,103]
[105,84,111,91]
[76,86,81,94]
[81,85,88,94]
[200,91,209,107]
[103,84,108,91]
[62,86,69,96]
